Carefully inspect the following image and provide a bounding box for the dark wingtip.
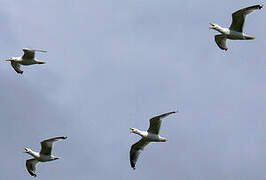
[221,47,228,51]
[29,171,37,177]
[170,111,178,114]
[130,161,136,170]
[259,4,263,9]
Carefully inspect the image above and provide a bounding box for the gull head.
[209,22,218,30]
[129,128,137,134]
[5,57,14,62]
[24,148,31,154]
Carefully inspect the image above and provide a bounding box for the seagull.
[209,4,263,51]
[24,136,67,177]
[129,111,177,169]
[6,48,47,74]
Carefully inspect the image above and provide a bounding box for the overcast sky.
[0,0,265,179]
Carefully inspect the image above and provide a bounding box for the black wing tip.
[130,163,136,170]
[55,136,67,140]
[130,158,136,170]
[251,4,264,9]
[245,4,263,9]
[168,111,178,115]
[220,48,227,51]
[252,4,263,9]
[222,48,228,51]
[28,171,37,177]
[216,44,228,51]
[15,70,23,74]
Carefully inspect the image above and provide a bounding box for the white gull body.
[129,111,177,169]
[24,136,67,177]
[6,48,47,74]
[209,4,263,51]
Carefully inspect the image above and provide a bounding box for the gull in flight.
[209,4,263,51]
[6,48,47,74]
[129,111,177,169]
[24,136,67,177]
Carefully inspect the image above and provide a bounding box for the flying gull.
[209,4,263,51]
[6,48,47,74]
[129,111,177,169]
[24,136,67,177]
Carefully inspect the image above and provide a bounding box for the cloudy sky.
[0,0,265,179]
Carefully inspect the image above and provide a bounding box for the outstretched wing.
[215,34,228,51]
[40,136,67,155]
[148,111,176,134]
[26,159,38,177]
[22,48,47,59]
[11,61,23,74]
[230,4,263,32]
[130,138,149,169]
[22,49,35,59]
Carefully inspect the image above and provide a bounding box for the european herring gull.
[24,136,67,177]
[129,111,177,169]
[209,4,263,51]
[6,48,47,74]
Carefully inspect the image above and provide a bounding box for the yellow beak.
[209,22,215,29]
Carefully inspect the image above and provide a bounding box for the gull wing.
[147,111,176,134]
[215,35,228,51]
[229,4,263,32]
[130,138,149,169]
[40,136,67,155]
[11,61,23,74]
[22,49,35,59]
[26,159,39,177]
[22,48,47,59]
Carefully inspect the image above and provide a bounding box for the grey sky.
[0,0,265,179]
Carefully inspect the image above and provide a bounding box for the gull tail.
[244,35,255,40]
[36,60,46,64]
